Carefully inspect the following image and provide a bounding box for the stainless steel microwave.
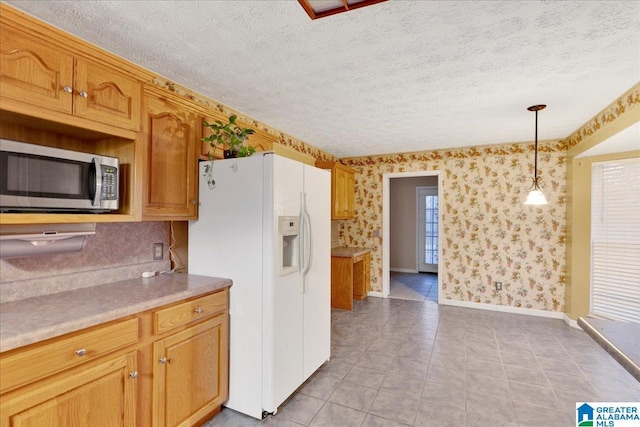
[0,139,119,213]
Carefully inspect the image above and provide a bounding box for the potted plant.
[201,115,256,189]
[202,114,256,159]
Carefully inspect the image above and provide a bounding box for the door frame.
[382,170,442,300]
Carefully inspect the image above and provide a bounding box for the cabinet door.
[333,167,346,218]
[142,95,199,219]
[153,314,229,427]
[0,25,74,115]
[0,352,137,427]
[334,167,355,219]
[74,59,141,131]
[345,170,355,218]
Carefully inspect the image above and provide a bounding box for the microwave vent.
[0,223,96,259]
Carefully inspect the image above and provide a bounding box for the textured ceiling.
[5,0,639,158]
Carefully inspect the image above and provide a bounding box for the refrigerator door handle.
[302,206,312,276]
[299,193,305,277]
[299,192,313,295]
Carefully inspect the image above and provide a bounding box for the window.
[417,186,438,272]
[591,158,640,323]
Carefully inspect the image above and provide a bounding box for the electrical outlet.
[494,281,502,291]
[153,243,163,260]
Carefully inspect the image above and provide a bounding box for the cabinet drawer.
[0,317,138,394]
[153,290,227,334]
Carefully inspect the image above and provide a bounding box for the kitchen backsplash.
[0,222,171,303]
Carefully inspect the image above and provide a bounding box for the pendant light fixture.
[524,104,548,205]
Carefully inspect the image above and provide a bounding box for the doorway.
[382,171,442,301]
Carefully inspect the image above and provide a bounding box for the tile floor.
[203,297,640,427]
[389,273,438,302]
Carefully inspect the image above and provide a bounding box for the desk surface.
[331,246,371,258]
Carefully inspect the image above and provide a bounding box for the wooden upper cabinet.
[0,23,141,136]
[72,59,140,131]
[142,92,199,220]
[0,26,74,115]
[335,166,355,219]
[315,162,356,219]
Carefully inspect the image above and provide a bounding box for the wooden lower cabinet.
[0,289,229,427]
[331,251,371,310]
[153,314,229,427]
[1,351,138,427]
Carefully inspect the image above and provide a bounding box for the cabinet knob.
[75,348,87,357]
[190,199,197,205]
[129,371,139,379]
[62,85,73,93]
[78,90,88,98]
[159,357,170,364]
[194,307,202,314]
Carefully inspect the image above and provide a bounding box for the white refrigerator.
[188,152,331,419]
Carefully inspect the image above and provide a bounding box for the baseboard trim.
[563,313,580,329]
[439,298,564,320]
[390,268,418,274]
[368,293,576,324]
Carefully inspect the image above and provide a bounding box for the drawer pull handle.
[159,357,170,364]
[194,307,203,314]
[62,85,73,93]
[129,371,139,379]
[78,90,88,98]
[75,348,87,357]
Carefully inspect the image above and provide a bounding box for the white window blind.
[591,158,640,323]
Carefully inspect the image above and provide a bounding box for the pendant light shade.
[524,188,548,205]
[524,104,548,206]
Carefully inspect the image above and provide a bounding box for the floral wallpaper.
[340,141,567,312]
[559,83,640,150]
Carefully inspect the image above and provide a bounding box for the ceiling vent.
[298,0,388,20]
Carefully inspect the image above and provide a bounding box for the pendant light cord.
[524,104,548,205]
[527,104,546,190]
[534,109,538,187]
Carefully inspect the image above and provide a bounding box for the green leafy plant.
[202,114,256,158]
[201,115,256,189]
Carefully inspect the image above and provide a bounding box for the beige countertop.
[0,273,232,353]
[331,246,371,258]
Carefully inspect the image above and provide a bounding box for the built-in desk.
[331,247,371,310]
